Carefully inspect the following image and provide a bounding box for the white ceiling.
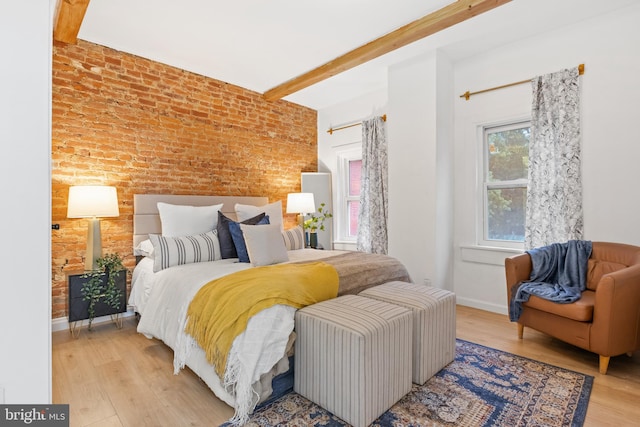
[78,0,637,110]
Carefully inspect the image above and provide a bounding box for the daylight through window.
[336,149,362,243]
[347,159,361,238]
[482,121,530,247]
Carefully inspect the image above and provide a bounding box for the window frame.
[477,119,531,250]
[336,146,362,243]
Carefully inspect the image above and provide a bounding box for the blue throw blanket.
[509,240,592,321]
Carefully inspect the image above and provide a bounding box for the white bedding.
[129,249,346,425]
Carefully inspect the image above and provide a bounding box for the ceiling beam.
[53,0,91,44]
[263,0,512,101]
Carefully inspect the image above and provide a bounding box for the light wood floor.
[52,306,640,427]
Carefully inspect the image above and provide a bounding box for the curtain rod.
[459,64,585,101]
[327,114,387,135]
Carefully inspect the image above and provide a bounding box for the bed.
[129,194,412,425]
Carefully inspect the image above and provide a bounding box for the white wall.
[0,3,52,403]
[387,51,454,289]
[318,2,640,314]
[453,3,640,314]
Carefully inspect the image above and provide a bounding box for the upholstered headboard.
[133,194,269,250]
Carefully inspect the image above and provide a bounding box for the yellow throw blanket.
[185,261,339,377]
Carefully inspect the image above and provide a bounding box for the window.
[480,121,530,248]
[347,159,361,237]
[336,148,362,242]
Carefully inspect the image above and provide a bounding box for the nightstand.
[67,269,127,337]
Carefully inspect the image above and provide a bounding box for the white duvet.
[129,249,344,425]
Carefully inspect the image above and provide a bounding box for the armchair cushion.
[523,290,595,322]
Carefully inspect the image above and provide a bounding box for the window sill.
[333,240,357,251]
[459,244,523,266]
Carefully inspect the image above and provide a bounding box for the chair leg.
[599,355,610,375]
[517,323,524,339]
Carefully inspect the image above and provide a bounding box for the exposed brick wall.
[51,40,318,320]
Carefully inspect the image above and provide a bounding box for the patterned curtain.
[357,116,388,254]
[525,66,583,249]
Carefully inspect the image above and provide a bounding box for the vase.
[309,232,318,249]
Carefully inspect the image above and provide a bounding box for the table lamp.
[67,185,119,271]
[286,192,316,228]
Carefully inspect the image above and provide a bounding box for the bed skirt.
[255,356,294,409]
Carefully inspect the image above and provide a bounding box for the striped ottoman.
[294,295,412,427]
[359,281,456,384]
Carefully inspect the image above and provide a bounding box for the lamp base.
[85,218,102,271]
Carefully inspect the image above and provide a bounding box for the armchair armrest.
[505,253,532,302]
[591,263,640,356]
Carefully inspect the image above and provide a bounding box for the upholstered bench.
[294,294,412,427]
[359,281,456,384]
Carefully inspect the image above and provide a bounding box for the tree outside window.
[483,122,530,245]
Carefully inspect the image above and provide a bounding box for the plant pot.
[309,232,318,249]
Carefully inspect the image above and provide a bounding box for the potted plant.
[303,202,332,248]
[80,253,125,330]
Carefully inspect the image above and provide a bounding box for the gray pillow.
[241,223,289,266]
[228,216,270,263]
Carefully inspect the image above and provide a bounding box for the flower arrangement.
[303,202,333,233]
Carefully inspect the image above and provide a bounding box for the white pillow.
[240,223,289,266]
[134,239,155,258]
[148,230,222,272]
[157,202,223,237]
[282,226,305,250]
[235,200,283,231]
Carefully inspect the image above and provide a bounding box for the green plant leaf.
[80,252,126,329]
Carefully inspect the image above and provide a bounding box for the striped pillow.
[282,226,305,250]
[149,230,222,272]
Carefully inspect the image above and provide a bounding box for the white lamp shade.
[67,185,120,218]
[286,192,315,215]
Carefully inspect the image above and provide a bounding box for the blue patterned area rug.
[224,339,593,427]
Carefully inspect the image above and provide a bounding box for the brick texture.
[51,40,318,320]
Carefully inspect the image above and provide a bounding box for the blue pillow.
[228,215,270,262]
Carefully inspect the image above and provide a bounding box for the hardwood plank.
[53,306,639,426]
[96,359,183,427]
[263,0,512,101]
[52,324,122,426]
[53,0,91,44]
[53,317,233,427]
[85,415,123,427]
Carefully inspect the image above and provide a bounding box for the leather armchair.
[505,241,640,374]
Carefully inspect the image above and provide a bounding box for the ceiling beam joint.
[53,0,91,44]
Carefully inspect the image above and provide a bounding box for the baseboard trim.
[456,297,507,315]
[52,308,136,333]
